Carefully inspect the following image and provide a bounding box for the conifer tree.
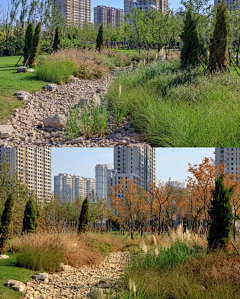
[96,25,104,52]
[23,23,34,64]
[0,193,14,254]
[28,22,41,67]
[208,174,234,251]
[208,0,230,72]
[180,9,202,68]
[78,197,89,234]
[53,26,61,52]
[22,198,37,234]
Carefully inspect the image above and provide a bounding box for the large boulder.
[7,280,26,293]
[43,84,57,92]
[31,273,48,281]
[15,90,32,101]
[0,125,13,139]
[17,66,27,73]
[43,114,67,129]
[0,254,9,259]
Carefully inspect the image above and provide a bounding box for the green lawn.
[0,56,50,124]
[0,251,36,299]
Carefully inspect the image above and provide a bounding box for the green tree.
[180,9,203,68]
[78,197,89,234]
[208,0,230,72]
[28,22,41,67]
[53,25,61,52]
[208,174,234,251]
[22,198,37,234]
[96,24,103,52]
[0,193,14,254]
[23,23,34,63]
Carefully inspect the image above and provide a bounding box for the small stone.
[0,254,9,259]
[17,66,27,73]
[0,125,13,138]
[43,114,67,129]
[89,288,104,299]
[43,84,57,92]
[27,68,35,73]
[118,140,128,145]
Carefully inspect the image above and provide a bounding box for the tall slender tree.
[22,198,38,234]
[180,9,202,68]
[208,174,234,251]
[208,0,230,72]
[23,23,34,63]
[53,26,61,52]
[96,25,103,52]
[0,193,14,254]
[78,197,89,234]
[28,22,41,67]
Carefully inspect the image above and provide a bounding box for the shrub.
[53,26,61,52]
[0,192,14,254]
[96,25,103,52]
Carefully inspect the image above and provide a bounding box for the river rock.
[43,84,57,92]
[31,273,48,281]
[0,254,9,259]
[0,125,13,138]
[43,114,67,129]
[27,68,35,73]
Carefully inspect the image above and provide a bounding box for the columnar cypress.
[208,174,234,251]
[28,22,41,67]
[53,26,61,52]
[96,25,104,52]
[0,193,14,254]
[180,9,202,68]
[208,0,230,72]
[78,197,89,234]
[22,199,38,234]
[23,23,34,63]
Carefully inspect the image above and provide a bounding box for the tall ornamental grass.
[107,61,240,147]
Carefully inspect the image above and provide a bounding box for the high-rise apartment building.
[124,0,168,16]
[54,173,95,201]
[215,147,240,176]
[95,164,112,199]
[94,6,124,27]
[0,148,51,201]
[214,0,239,10]
[54,0,91,27]
[114,146,156,190]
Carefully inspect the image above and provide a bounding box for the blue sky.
[52,148,215,189]
[1,0,182,19]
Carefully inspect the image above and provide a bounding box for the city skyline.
[52,148,215,190]
[2,0,184,20]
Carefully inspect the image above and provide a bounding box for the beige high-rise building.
[54,174,95,201]
[94,6,124,27]
[54,0,91,27]
[124,0,168,15]
[114,146,156,191]
[215,148,240,176]
[0,148,52,201]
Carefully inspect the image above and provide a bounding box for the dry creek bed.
[24,251,129,299]
[1,71,147,148]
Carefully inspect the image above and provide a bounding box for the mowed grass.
[0,251,36,299]
[0,56,50,124]
[107,61,240,147]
